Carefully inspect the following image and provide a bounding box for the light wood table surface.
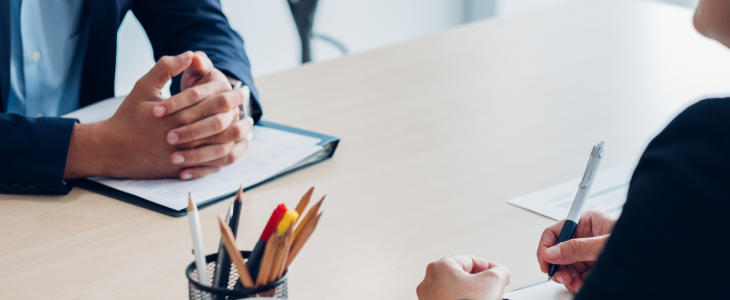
[3,0,730,299]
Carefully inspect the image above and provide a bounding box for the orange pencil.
[267,227,290,284]
[286,212,322,269]
[255,232,277,286]
[294,195,324,241]
[277,226,294,278]
[295,187,314,216]
[217,218,255,288]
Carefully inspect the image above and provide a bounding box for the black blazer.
[576,98,730,299]
[0,0,261,195]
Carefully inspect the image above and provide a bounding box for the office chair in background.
[288,0,348,63]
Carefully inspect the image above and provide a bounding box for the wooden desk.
[3,1,730,299]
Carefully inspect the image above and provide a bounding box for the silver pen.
[547,141,606,280]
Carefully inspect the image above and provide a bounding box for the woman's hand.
[417,255,510,300]
[536,210,616,293]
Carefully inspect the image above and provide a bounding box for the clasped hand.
[64,51,253,180]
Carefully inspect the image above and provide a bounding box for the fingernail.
[153,105,165,117]
[178,51,193,61]
[575,285,581,293]
[245,132,253,141]
[167,132,179,144]
[181,173,192,180]
[546,247,561,260]
[554,274,564,284]
[173,154,185,164]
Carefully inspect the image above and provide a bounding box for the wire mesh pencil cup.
[186,251,288,299]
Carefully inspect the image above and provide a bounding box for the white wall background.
[114,0,699,97]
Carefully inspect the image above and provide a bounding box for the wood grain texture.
[3,1,730,299]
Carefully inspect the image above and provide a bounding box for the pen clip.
[578,142,605,188]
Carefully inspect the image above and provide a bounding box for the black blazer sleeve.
[0,114,77,194]
[130,0,263,123]
[575,98,730,299]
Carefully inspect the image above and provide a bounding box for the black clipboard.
[73,120,339,217]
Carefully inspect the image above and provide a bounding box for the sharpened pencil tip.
[236,185,244,202]
[547,275,552,281]
[187,194,196,212]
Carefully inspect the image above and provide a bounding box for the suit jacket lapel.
[79,0,118,108]
[0,0,10,112]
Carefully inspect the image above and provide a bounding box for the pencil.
[286,212,322,269]
[294,187,314,216]
[188,195,210,286]
[217,218,255,288]
[267,228,289,284]
[294,195,325,241]
[229,186,244,237]
[267,233,284,285]
[255,231,277,286]
[247,204,288,280]
[213,188,242,290]
[278,226,294,278]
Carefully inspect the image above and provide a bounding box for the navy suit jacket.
[576,98,730,299]
[0,0,262,195]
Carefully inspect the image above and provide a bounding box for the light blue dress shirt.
[7,0,90,117]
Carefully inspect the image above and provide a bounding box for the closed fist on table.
[417,255,510,300]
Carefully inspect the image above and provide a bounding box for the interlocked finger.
[183,117,254,148]
[153,80,230,117]
[200,134,252,166]
[167,109,238,145]
[179,166,223,180]
[170,141,235,165]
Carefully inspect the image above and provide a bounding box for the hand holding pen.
[537,210,616,294]
[536,142,614,294]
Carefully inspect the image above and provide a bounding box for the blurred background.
[114,0,698,97]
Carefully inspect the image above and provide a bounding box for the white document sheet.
[503,281,573,300]
[507,164,633,220]
[63,97,323,211]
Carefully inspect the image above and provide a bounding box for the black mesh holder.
[186,251,288,299]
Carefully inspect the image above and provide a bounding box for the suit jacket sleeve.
[130,0,263,123]
[575,98,730,299]
[0,114,77,194]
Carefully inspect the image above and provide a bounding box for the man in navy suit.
[0,0,262,195]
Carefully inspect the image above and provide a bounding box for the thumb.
[140,51,194,91]
[186,51,214,78]
[544,235,609,265]
[180,51,218,91]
